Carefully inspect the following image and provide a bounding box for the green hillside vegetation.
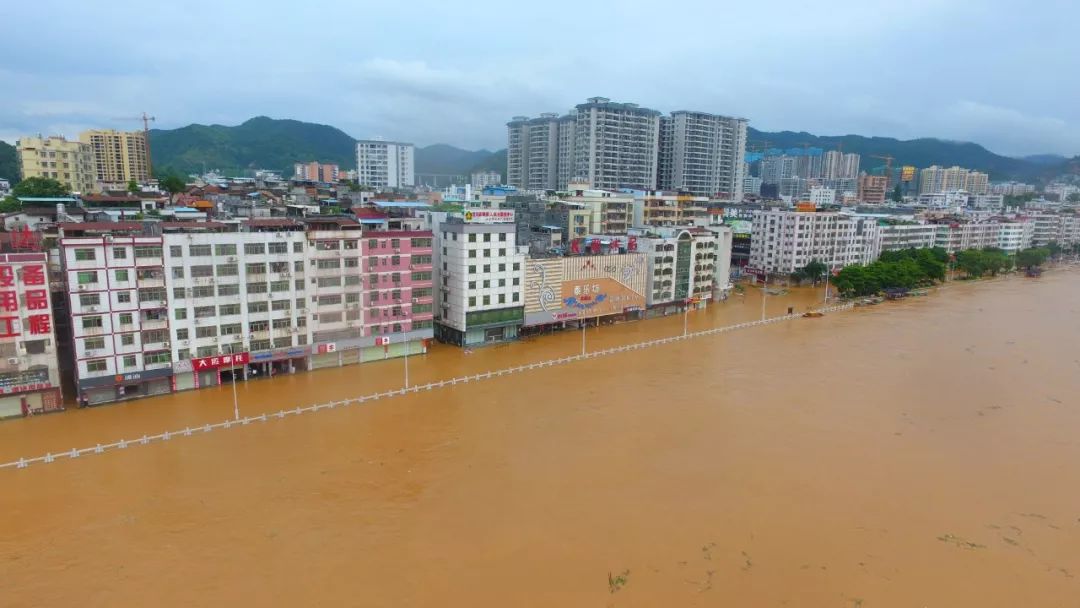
[0,141,18,184]
[149,116,357,177]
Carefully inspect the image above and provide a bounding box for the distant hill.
[0,141,17,184]
[748,128,1039,180]
[149,116,357,176]
[144,115,1063,184]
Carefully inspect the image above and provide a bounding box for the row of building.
[16,130,153,193]
[507,98,748,199]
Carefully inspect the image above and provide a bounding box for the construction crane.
[112,112,157,179]
[871,154,894,189]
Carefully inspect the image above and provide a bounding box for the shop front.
[78,367,175,406]
[0,369,61,418]
[248,346,310,380]
[190,353,250,388]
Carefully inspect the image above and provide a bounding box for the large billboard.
[901,165,917,182]
[524,253,647,326]
[463,209,515,224]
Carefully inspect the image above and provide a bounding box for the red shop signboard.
[191,352,250,370]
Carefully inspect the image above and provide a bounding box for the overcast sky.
[2,0,1077,157]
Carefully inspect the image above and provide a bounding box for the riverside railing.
[0,303,854,471]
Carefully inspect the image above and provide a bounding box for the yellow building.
[16,136,97,193]
[79,129,152,185]
[641,191,708,227]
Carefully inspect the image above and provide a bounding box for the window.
[468,249,477,258]
[498,279,506,287]
[316,240,340,251]
[214,244,236,256]
[344,275,361,286]
[294,279,304,290]
[513,262,520,271]
[177,349,190,361]
[498,233,506,242]
[192,286,214,299]
[268,242,287,254]
[79,293,100,307]
[482,295,490,305]
[117,291,131,304]
[483,233,491,242]
[468,296,476,307]
[345,292,359,304]
[220,323,242,336]
[76,271,98,285]
[84,337,105,350]
[172,267,185,279]
[247,282,268,294]
[483,249,491,258]
[414,319,433,330]
[410,238,431,248]
[392,273,401,283]
[482,265,490,273]
[81,316,103,330]
[144,352,171,365]
[175,328,189,340]
[118,313,133,326]
[498,263,506,272]
[468,234,477,243]
[512,277,520,286]
[244,243,265,255]
[272,318,291,329]
[499,248,506,256]
[294,261,304,272]
[216,264,238,276]
[74,248,96,261]
[316,259,340,269]
[249,301,268,313]
[391,239,400,249]
[196,346,216,357]
[271,299,290,311]
[413,255,432,265]
[134,246,162,259]
[194,306,215,318]
[468,281,476,289]
[270,261,289,273]
[114,269,129,282]
[121,333,135,346]
[344,239,358,250]
[219,304,240,316]
[190,265,213,278]
[113,247,127,259]
[142,329,168,344]
[218,284,240,296]
[413,287,432,298]
[482,280,490,288]
[368,239,377,249]
[86,359,108,373]
[293,242,303,253]
[195,326,217,338]
[318,294,341,306]
[270,280,289,292]
[512,292,520,302]
[410,272,431,281]
[413,303,432,313]
[498,294,505,304]
[317,276,341,288]
[169,246,183,257]
[468,265,476,274]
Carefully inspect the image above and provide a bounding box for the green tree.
[1015,247,1049,269]
[890,184,903,202]
[127,178,139,193]
[1068,193,1080,203]
[1046,241,1063,258]
[0,196,20,212]
[159,174,187,203]
[12,176,69,198]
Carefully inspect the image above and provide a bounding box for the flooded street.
[2,274,1079,606]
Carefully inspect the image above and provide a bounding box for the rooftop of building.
[58,222,145,235]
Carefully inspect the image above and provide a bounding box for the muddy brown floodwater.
[2,273,1080,607]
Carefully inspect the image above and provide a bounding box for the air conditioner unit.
[227,256,237,263]
[104,235,114,243]
[7,357,18,365]
[77,285,85,291]
[180,339,189,346]
[163,341,170,348]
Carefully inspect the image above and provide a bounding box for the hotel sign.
[191,352,250,370]
[0,369,51,394]
[463,209,515,224]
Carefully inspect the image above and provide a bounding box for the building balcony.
[139,299,168,311]
[409,263,433,271]
[134,256,164,267]
[272,327,293,339]
[144,360,172,371]
[143,338,169,351]
[139,318,168,331]
[250,330,270,341]
[136,276,165,288]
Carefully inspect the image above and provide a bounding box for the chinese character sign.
[27,314,51,335]
[0,266,13,288]
[21,265,45,286]
[25,290,48,310]
[192,352,250,370]
[0,291,17,312]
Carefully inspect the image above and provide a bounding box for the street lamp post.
[580,320,586,356]
[403,333,410,389]
[230,366,240,420]
[760,272,768,321]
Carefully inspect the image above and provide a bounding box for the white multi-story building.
[877,223,939,252]
[0,252,62,418]
[918,190,970,210]
[657,111,747,200]
[749,210,880,274]
[573,97,661,191]
[631,228,718,309]
[970,193,1005,210]
[808,187,836,207]
[996,220,1035,253]
[470,171,502,189]
[356,139,415,189]
[434,213,526,347]
[931,221,1001,254]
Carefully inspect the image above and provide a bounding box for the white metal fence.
[0,303,854,471]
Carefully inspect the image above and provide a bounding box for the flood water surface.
[2,275,1079,606]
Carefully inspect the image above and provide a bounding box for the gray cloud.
[1,0,1078,156]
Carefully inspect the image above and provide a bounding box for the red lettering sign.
[25,290,48,310]
[0,266,13,287]
[192,352,249,370]
[21,265,45,286]
[0,291,17,312]
[27,314,51,335]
